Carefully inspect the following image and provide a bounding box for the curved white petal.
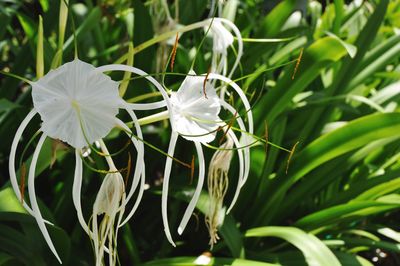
[225,129,244,213]
[9,109,52,225]
[161,131,179,246]
[115,106,146,227]
[9,110,37,214]
[94,64,175,131]
[219,100,250,186]
[207,20,234,53]
[32,59,121,148]
[126,101,167,110]
[28,133,62,263]
[72,149,92,236]
[219,100,251,213]
[208,74,253,134]
[216,18,243,79]
[178,141,205,235]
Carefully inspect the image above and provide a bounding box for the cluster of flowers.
[8,16,252,265]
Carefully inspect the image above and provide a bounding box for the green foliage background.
[0,0,400,265]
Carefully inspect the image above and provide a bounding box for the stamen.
[292,48,304,80]
[124,152,132,188]
[203,67,211,99]
[219,110,237,145]
[286,141,300,174]
[190,155,195,185]
[170,33,179,71]
[19,163,26,204]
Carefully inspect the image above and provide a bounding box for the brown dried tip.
[124,152,132,187]
[19,163,26,203]
[51,139,67,168]
[292,48,304,80]
[203,67,211,99]
[219,111,237,145]
[286,141,300,174]
[190,155,195,185]
[170,32,179,71]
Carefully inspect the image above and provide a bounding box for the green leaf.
[0,187,26,213]
[143,256,278,266]
[289,113,400,187]
[0,99,20,113]
[355,176,400,201]
[259,113,400,223]
[17,13,36,39]
[340,237,400,253]
[245,226,341,266]
[36,15,44,78]
[39,0,49,12]
[63,7,101,55]
[257,0,297,37]
[0,252,17,265]
[253,36,349,127]
[295,201,399,230]
[174,191,244,258]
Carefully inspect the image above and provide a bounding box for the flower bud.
[206,135,234,247]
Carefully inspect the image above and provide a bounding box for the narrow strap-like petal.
[217,18,243,80]
[28,133,62,264]
[226,129,244,214]
[8,109,49,218]
[116,106,146,227]
[72,149,92,235]
[209,74,253,134]
[178,141,205,235]
[162,131,179,246]
[219,100,251,186]
[95,64,176,131]
[125,101,167,110]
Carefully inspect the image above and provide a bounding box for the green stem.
[126,91,164,103]
[133,20,209,55]
[137,110,169,126]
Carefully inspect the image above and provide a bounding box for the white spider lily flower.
[160,71,253,247]
[170,70,221,143]
[204,18,243,98]
[161,70,217,246]
[9,59,174,264]
[31,59,121,148]
[208,20,234,53]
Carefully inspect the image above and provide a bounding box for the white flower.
[32,59,121,149]
[208,20,234,53]
[170,70,221,143]
[9,60,174,264]
[204,18,243,98]
[161,71,254,247]
[161,71,223,246]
